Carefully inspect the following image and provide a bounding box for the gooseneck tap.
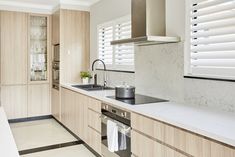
[91,59,107,87]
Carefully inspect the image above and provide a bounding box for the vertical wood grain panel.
[1,85,27,119]
[28,84,50,117]
[0,11,28,85]
[51,88,60,120]
[60,9,90,84]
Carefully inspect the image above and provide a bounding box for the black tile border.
[8,115,53,123]
[19,141,83,155]
[10,115,101,157]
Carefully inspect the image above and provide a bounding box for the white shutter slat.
[188,0,235,79]
[191,34,235,45]
[191,26,235,38]
[192,0,231,10]
[191,51,235,59]
[191,11,235,25]
[191,2,235,17]
[191,19,235,31]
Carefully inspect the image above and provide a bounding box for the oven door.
[101,115,131,157]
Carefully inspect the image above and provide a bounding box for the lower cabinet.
[51,88,60,121]
[132,130,187,157]
[1,85,27,119]
[61,87,102,155]
[131,112,235,157]
[28,84,50,117]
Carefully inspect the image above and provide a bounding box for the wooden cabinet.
[60,87,101,155]
[0,11,28,85]
[51,88,60,120]
[131,112,235,157]
[60,9,90,84]
[1,85,27,119]
[52,10,60,45]
[61,87,76,131]
[28,84,50,117]
[132,130,187,157]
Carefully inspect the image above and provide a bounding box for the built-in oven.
[52,44,60,90]
[101,103,131,157]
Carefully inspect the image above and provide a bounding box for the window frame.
[184,0,235,81]
[97,15,134,72]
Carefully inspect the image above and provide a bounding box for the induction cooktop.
[107,94,168,105]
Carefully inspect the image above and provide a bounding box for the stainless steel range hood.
[111,0,180,46]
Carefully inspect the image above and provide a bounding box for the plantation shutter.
[189,0,235,79]
[114,21,134,65]
[98,26,113,65]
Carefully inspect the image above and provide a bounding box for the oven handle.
[101,115,131,136]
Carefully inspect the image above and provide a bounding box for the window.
[98,16,134,71]
[185,0,235,80]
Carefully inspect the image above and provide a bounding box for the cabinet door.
[60,10,90,83]
[52,10,60,45]
[0,11,28,85]
[1,85,27,119]
[51,88,60,121]
[75,92,84,139]
[87,127,101,155]
[61,88,76,132]
[28,84,50,117]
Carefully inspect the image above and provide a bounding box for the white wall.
[90,0,235,113]
[90,0,134,87]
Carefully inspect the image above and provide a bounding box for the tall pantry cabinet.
[0,11,51,119]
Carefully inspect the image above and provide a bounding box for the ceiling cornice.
[0,0,100,14]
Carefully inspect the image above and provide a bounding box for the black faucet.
[91,59,107,87]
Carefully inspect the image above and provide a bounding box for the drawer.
[88,108,101,133]
[88,126,101,155]
[88,97,101,113]
[131,112,155,137]
[131,130,187,157]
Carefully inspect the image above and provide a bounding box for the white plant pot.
[82,78,90,84]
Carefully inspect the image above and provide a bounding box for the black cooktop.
[107,94,168,105]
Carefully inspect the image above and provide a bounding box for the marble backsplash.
[135,43,235,113]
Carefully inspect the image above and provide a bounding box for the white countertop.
[61,83,235,147]
[0,107,20,157]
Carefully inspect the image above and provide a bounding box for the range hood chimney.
[111,0,180,46]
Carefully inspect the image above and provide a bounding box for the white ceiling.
[0,0,101,13]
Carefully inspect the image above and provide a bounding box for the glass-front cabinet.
[29,15,49,82]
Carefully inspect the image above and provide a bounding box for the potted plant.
[80,71,92,84]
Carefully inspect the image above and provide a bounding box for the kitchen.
[0,0,235,157]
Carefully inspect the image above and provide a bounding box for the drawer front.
[88,97,101,113]
[131,130,187,157]
[88,109,101,133]
[131,112,155,137]
[131,113,235,157]
[88,126,101,155]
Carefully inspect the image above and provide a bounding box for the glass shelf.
[30,16,48,82]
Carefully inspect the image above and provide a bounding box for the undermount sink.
[72,84,114,91]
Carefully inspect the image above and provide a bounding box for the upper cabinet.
[0,11,28,85]
[59,9,90,84]
[52,10,60,45]
[29,15,50,83]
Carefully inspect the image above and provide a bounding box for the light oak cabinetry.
[0,11,28,85]
[1,85,27,119]
[60,9,90,84]
[60,87,101,155]
[28,84,50,117]
[51,88,60,120]
[0,11,51,119]
[131,112,235,157]
[52,10,60,45]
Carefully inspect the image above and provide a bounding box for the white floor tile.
[10,119,77,151]
[21,145,95,157]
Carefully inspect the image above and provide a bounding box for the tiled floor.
[10,118,95,157]
[21,145,95,157]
